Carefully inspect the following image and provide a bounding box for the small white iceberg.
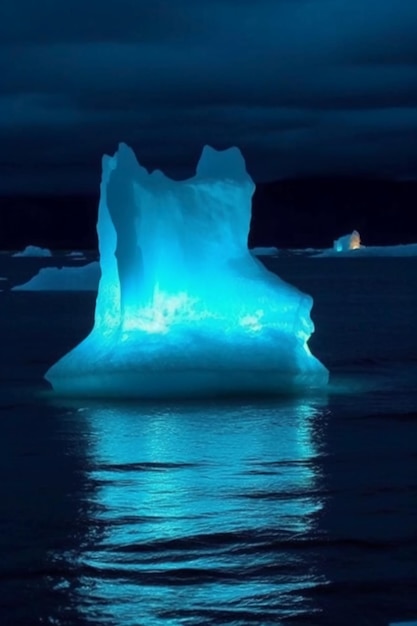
[333,230,362,252]
[12,245,52,257]
[66,251,87,259]
[250,246,279,256]
[315,240,417,258]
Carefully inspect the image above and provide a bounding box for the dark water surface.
[0,253,417,625]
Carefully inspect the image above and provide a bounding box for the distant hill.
[250,177,417,249]
[1,178,417,251]
[0,194,98,251]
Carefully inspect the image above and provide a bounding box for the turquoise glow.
[46,144,328,398]
[61,399,328,624]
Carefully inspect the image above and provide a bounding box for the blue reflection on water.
[58,398,329,625]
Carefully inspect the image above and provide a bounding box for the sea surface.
[0,252,416,626]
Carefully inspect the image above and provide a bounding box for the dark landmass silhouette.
[1,177,417,251]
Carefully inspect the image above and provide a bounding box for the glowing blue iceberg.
[45,143,328,398]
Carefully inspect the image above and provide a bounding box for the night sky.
[1,0,417,195]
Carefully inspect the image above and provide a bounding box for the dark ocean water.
[0,253,417,626]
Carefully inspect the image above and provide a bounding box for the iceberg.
[250,246,279,257]
[333,230,362,252]
[13,245,52,257]
[45,143,328,399]
[66,251,87,259]
[315,241,417,258]
[13,262,100,291]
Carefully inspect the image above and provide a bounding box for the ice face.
[45,143,328,398]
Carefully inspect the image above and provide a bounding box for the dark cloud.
[0,0,203,45]
[0,0,416,192]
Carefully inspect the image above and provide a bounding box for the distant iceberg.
[250,246,279,257]
[46,143,328,399]
[315,242,417,258]
[333,230,362,252]
[13,245,52,257]
[66,251,87,259]
[13,262,100,291]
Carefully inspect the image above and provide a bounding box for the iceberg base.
[45,329,329,400]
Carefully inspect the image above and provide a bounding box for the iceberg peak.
[196,145,250,181]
